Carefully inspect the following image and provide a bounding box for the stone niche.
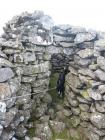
[0,10,105,140]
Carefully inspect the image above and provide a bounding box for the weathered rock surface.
[0,68,14,82]
[74,32,96,43]
[90,113,105,129]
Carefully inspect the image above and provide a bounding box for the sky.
[0,0,105,33]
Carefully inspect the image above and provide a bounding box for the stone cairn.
[0,10,105,140]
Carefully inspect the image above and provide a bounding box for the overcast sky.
[0,0,105,33]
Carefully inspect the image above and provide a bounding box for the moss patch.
[80,90,90,100]
[51,129,69,140]
[27,127,35,138]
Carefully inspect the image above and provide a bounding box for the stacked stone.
[0,11,54,140]
[65,30,105,140]
[1,10,105,140]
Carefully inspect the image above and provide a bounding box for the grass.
[27,128,35,138]
[51,128,80,140]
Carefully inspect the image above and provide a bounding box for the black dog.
[56,67,69,98]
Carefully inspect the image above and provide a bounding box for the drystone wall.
[0,10,105,140]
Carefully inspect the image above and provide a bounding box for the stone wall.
[0,10,105,140]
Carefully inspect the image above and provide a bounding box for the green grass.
[51,128,80,140]
[27,127,35,138]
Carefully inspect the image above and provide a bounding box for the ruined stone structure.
[0,11,105,140]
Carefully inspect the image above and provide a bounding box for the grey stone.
[5,78,20,108]
[90,112,105,129]
[56,111,65,121]
[0,38,21,48]
[71,107,80,115]
[42,93,52,104]
[28,26,53,45]
[0,50,7,58]
[23,61,50,75]
[68,98,79,107]
[80,111,90,121]
[87,131,99,140]
[14,53,24,63]
[66,73,82,89]
[89,64,98,70]
[79,104,89,112]
[32,86,47,94]
[1,130,15,140]
[39,115,50,123]
[77,48,94,58]
[74,32,96,43]
[59,42,76,47]
[35,104,47,118]
[89,80,101,89]
[1,107,17,127]
[78,58,91,67]
[32,79,49,88]
[0,83,12,100]
[69,128,80,139]
[9,77,20,94]
[65,89,76,99]
[94,39,105,51]
[98,85,105,94]
[38,15,54,30]
[77,96,90,104]
[54,24,71,30]
[79,74,91,84]
[31,10,44,19]
[0,68,14,82]
[97,56,105,71]
[22,76,36,83]
[32,138,41,140]
[68,66,78,75]
[80,90,92,101]
[0,58,13,67]
[3,49,21,54]
[95,102,105,113]
[47,108,55,119]
[46,45,62,54]
[70,116,81,127]
[95,69,105,81]
[62,109,72,117]
[15,124,27,137]
[88,124,105,136]
[68,26,86,34]
[43,53,51,61]
[49,121,65,133]
[87,88,102,100]
[35,123,52,140]
[97,32,105,39]
[53,34,74,42]
[25,136,31,140]
[23,51,36,64]
[78,69,95,79]
[53,28,66,35]
[0,102,6,113]
[16,89,31,105]
[90,103,96,113]
[63,48,74,55]
[0,124,3,136]
[31,10,44,20]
